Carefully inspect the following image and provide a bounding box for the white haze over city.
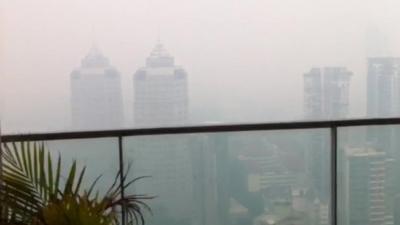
[1,0,400,133]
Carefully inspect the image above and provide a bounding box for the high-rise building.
[367,57,400,207]
[133,42,188,127]
[304,129,330,204]
[303,67,352,204]
[367,58,400,153]
[342,147,390,225]
[304,67,352,120]
[127,135,194,225]
[70,47,123,130]
[130,43,193,225]
[367,58,400,118]
[190,135,222,225]
[239,144,296,195]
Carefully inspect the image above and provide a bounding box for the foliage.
[0,142,152,225]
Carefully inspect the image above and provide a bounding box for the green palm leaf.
[0,141,152,225]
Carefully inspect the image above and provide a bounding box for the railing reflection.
[2,118,400,225]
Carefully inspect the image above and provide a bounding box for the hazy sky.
[1,0,400,133]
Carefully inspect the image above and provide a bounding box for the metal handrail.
[2,117,400,225]
[2,117,400,142]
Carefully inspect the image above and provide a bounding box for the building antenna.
[157,24,162,45]
[91,24,98,50]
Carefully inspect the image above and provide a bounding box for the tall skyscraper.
[130,43,193,225]
[367,58,400,118]
[304,67,352,120]
[127,135,194,225]
[342,147,391,225]
[133,42,188,127]
[70,47,123,130]
[367,58,400,154]
[304,67,352,203]
[190,135,222,225]
[367,58,400,207]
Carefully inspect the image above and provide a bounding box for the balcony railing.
[2,117,400,225]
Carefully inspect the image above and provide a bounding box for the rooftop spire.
[91,24,97,50]
[150,41,170,58]
[146,40,174,67]
[81,45,109,68]
[156,26,161,45]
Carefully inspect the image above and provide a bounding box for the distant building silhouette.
[130,42,193,225]
[133,42,188,127]
[367,58,400,208]
[367,57,400,118]
[70,46,123,130]
[304,67,352,120]
[367,58,400,154]
[303,67,352,203]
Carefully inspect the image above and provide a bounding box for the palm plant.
[0,142,152,225]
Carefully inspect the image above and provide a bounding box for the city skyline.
[2,0,400,133]
[2,42,398,133]
[68,40,379,131]
[3,1,400,225]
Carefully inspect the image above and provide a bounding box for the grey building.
[126,135,194,225]
[366,58,400,154]
[133,42,188,127]
[342,147,391,225]
[367,58,400,209]
[70,47,123,130]
[304,67,352,120]
[130,43,193,225]
[303,67,352,203]
[367,57,400,118]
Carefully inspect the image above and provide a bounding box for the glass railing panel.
[2,138,120,195]
[1,138,122,222]
[338,125,400,225]
[123,129,331,225]
[44,138,120,195]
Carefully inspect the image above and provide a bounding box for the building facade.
[304,67,352,120]
[133,42,188,127]
[130,43,193,225]
[366,58,400,155]
[70,47,123,130]
[342,147,390,225]
[367,57,400,118]
[367,58,400,219]
[304,67,352,205]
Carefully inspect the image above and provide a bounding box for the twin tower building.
[70,42,188,130]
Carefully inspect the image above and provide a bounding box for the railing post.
[0,122,3,214]
[330,126,338,225]
[0,122,3,185]
[118,136,126,225]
